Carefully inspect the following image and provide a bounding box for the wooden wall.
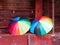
[0,0,60,33]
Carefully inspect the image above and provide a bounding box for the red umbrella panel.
[9,22,20,35]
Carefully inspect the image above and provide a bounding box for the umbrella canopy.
[30,16,53,36]
[9,17,31,35]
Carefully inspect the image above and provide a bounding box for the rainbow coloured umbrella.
[9,17,31,35]
[30,16,53,36]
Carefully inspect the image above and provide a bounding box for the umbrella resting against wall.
[9,17,31,35]
[30,16,53,36]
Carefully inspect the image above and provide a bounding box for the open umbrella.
[30,16,53,36]
[9,17,31,35]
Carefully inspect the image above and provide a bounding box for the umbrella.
[30,16,53,36]
[9,17,31,35]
